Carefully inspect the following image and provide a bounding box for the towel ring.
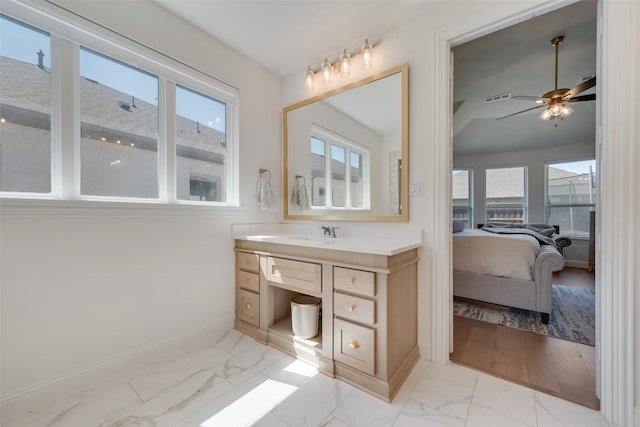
[295,175,306,184]
[259,168,271,178]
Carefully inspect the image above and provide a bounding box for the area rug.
[453,284,595,346]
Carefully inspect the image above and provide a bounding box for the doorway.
[448,0,598,408]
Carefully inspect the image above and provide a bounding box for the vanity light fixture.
[304,39,377,90]
[340,49,351,76]
[361,38,373,69]
[305,66,315,90]
[321,58,332,84]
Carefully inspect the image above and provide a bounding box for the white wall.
[0,0,282,416]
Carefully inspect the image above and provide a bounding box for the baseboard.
[418,338,432,362]
[564,260,589,269]
[0,318,233,422]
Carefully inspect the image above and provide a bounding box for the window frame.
[545,157,596,239]
[0,5,239,207]
[309,124,370,211]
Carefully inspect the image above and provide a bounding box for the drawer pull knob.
[347,339,360,349]
[244,303,252,310]
[348,278,355,285]
[349,304,356,312]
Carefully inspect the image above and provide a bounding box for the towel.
[256,170,277,211]
[292,176,310,211]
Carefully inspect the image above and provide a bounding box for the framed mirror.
[284,63,408,222]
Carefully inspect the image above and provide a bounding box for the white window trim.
[310,124,370,211]
[1,0,239,208]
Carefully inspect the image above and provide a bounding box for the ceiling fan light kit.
[497,34,596,127]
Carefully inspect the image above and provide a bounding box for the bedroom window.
[0,15,52,194]
[452,169,472,227]
[546,159,596,238]
[310,126,369,210]
[485,166,527,223]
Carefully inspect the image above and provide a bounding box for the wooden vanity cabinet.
[234,240,419,402]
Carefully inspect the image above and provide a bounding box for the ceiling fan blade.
[496,104,546,120]
[567,94,596,102]
[564,76,596,99]
[512,95,547,102]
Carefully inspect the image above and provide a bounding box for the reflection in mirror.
[284,64,408,222]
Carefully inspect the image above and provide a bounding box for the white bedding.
[453,228,540,281]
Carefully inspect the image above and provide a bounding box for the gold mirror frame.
[283,63,409,222]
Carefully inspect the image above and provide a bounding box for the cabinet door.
[334,318,375,375]
[237,289,260,327]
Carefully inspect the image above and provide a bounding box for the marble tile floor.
[7,329,613,427]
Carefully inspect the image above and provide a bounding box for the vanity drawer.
[334,267,375,297]
[237,251,259,273]
[334,318,375,375]
[236,289,259,327]
[334,292,375,325]
[267,257,322,294]
[237,270,259,293]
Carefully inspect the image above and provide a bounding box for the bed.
[452,226,566,324]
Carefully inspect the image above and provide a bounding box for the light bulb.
[560,104,573,118]
[321,58,332,84]
[361,39,373,69]
[340,49,351,77]
[305,66,315,91]
[539,108,552,120]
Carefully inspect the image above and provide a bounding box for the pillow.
[452,219,465,233]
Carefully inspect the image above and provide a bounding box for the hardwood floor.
[450,267,599,409]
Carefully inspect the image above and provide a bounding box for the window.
[546,159,596,238]
[452,169,472,227]
[80,47,159,198]
[485,166,527,223]
[176,85,227,202]
[0,11,238,205]
[310,126,368,210]
[0,15,52,194]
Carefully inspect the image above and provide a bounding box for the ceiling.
[153,0,436,77]
[153,0,597,156]
[453,0,597,155]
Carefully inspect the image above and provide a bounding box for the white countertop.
[232,224,422,256]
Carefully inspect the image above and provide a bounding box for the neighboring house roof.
[0,56,226,162]
[451,165,595,200]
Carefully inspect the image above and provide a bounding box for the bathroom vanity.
[233,230,420,401]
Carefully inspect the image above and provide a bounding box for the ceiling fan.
[497,35,596,127]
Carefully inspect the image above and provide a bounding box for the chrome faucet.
[319,225,339,238]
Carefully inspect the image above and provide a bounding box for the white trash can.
[290,295,321,339]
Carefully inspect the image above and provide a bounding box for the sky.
[1,13,226,133]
